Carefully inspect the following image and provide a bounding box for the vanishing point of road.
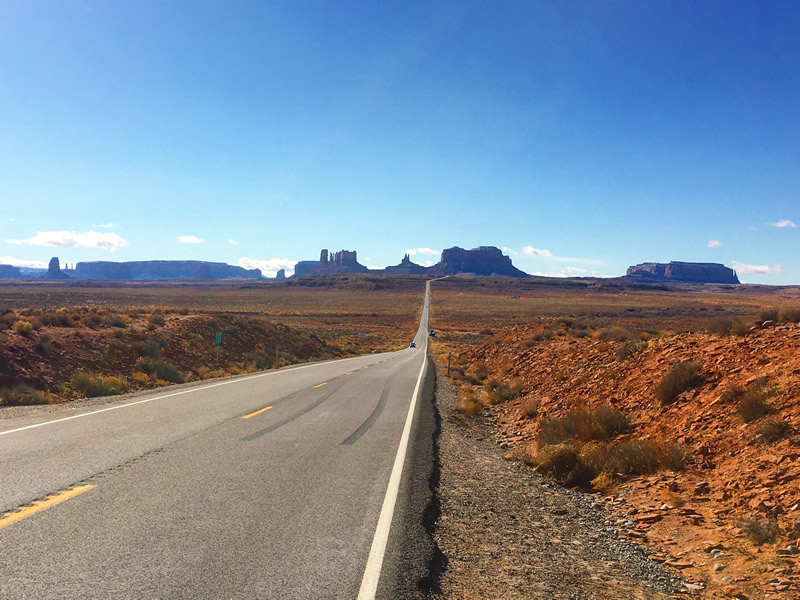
[0,281,440,599]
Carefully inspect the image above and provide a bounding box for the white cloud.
[732,261,782,275]
[422,260,435,267]
[0,255,48,268]
[228,239,239,245]
[770,219,797,228]
[566,266,588,273]
[92,222,113,229]
[177,235,204,244]
[406,247,439,256]
[8,230,128,251]
[238,257,297,278]
[707,240,721,248]
[523,246,552,257]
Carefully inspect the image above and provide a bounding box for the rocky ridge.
[457,323,800,598]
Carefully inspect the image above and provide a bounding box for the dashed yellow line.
[0,485,95,530]
[242,405,272,419]
[346,371,353,375]
[314,382,327,388]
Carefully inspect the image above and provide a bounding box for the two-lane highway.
[0,281,438,599]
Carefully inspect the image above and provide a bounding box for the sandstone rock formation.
[626,261,739,284]
[40,257,71,279]
[72,260,262,280]
[427,246,528,277]
[0,264,21,279]
[275,269,286,280]
[292,249,369,277]
[384,254,428,275]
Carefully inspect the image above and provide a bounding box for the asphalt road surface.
[0,282,438,599]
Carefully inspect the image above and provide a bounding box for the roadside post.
[215,331,221,366]
[275,344,280,369]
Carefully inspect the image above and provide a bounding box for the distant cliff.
[40,257,71,280]
[72,260,262,280]
[626,261,739,284]
[0,264,21,279]
[427,246,529,277]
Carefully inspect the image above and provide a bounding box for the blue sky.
[2,1,799,282]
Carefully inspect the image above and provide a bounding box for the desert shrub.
[457,387,482,415]
[655,443,690,471]
[34,335,55,357]
[757,309,779,324]
[720,384,746,403]
[245,352,272,370]
[606,440,659,476]
[540,406,629,447]
[12,320,33,336]
[590,471,617,493]
[179,307,190,315]
[755,418,793,444]
[474,364,491,382]
[654,360,703,405]
[148,312,165,326]
[487,379,522,405]
[130,371,150,385]
[42,311,71,327]
[520,396,540,418]
[133,338,167,359]
[108,315,127,328]
[70,372,126,397]
[779,307,800,323]
[738,387,770,422]
[708,316,750,336]
[84,313,103,329]
[578,440,608,475]
[135,358,184,383]
[597,326,635,342]
[479,328,493,336]
[528,443,593,486]
[739,517,779,545]
[573,328,590,338]
[533,329,554,342]
[0,384,52,406]
[616,341,646,361]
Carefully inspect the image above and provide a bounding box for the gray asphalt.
[0,282,437,599]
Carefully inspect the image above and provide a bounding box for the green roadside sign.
[216,332,221,345]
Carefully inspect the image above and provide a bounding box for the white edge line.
[0,353,389,438]
[357,286,430,600]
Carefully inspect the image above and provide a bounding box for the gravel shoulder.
[430,363,685,599]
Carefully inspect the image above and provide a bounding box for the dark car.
[409,342,416,348]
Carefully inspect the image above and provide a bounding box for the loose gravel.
[429,364,685,600]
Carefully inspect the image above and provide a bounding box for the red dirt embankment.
[458,323,800,599]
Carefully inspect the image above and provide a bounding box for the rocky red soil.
[453,323,800,599]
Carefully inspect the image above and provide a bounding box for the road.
[0,281,438,599]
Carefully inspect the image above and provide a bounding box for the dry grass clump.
[70,372,127,398]
[12,320,34,336]
[135,358,185,383]
[754,418,793,443]
[616,340,646,361]
[606,440,659,475]
[779,307,800,323]
[757,309,779,324]
[539,405,630,446]
[520,396,540,418]
[596,326,636,342]
[526,443,593,486]
[654,360,703,405]
[737,380,771,423]
[739,517,779,545]
[485,378,523,405]
[655,443,691,471]
[0,384,53,406]
[457,386,483,415]
[708,316,751,337]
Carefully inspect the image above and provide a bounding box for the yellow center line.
[314,382,327,388]
[0,484,95,530]
[242,405,272,419]
[346,371,353,375]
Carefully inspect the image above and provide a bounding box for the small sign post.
[215,332,221,366]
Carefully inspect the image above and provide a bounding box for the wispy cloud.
[406,247,439,256]
[0,255,48,268]
[523,245,552,257]
[228,239,239,245]
[732,261,781,275]
[532,266,589,278]
[8,230,128,251]
[707,240,721,248]
[770,219,797,228]
[177,235,204,244]
[92,222,113,229]
[238,257,297,278]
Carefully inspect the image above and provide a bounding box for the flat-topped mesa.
[384,253,428,275]
[428,246,529,277]
[71,260,262,280]
[0,264,21,279]
[293,248,369,277]
[626,261,739,284]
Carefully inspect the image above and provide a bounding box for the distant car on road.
[409,342,416,348]
[428,329,436,337]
